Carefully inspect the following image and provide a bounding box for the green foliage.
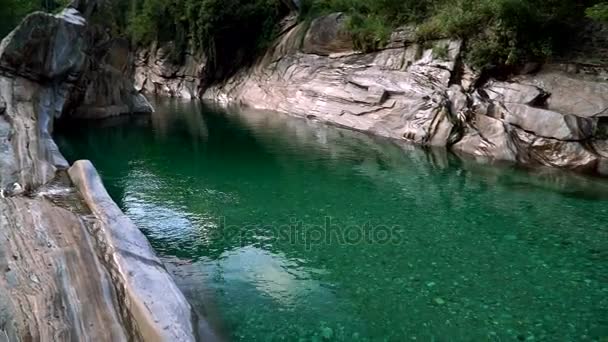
[0,0,69,38]
[300,0,432,51]
[347,14,391,52]
[3,0,603,74]
[126,0,283,70]
[432,43,449,60]
[586,2,608,21]
[419,0,585,69]
[300,0,602,69]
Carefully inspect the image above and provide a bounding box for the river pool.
[56,98,608,341]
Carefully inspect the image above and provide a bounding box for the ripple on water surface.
[56,98,608,341]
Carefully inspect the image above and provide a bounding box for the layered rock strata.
[0,4,210,341]
[134,43,207,99]
[195,14,608,175]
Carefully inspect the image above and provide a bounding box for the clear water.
[55,98,608,341]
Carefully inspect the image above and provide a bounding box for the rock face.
[68,161,208,341]
[0,10,85,191]
[200,13,608,175]
[134,43,207,99]
[66,37,153,119]
[0,9,85,81]
[205,21,464,144]
[455,69,608,173]
[0,5,210,342]
[0,180,128,341]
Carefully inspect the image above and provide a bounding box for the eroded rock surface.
[67,38,153,119]
[0,4,207,341]
[0,10,84,191]
[0,183,128,342]
[199,14,608,175]
[68,160,205,342]
[134,43,207,99]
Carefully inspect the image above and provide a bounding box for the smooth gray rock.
[482,81,545,105]
[68,160,202,342]
[453,114,517,163]
[0,194,128,341]
[0,11,85,81]
[520,69,608,117]
[204,24,463,146]
[68,38,154,118]
[0,76,57,190]
[501,103,596,141]
[0,4,195,340]
[0,116,18,190]
[510,128,599,172]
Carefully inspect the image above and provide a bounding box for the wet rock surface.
[68,160,212,342]
[0,3,208,341]
[198,14,608,175]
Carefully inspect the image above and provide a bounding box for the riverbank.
[55,96,608,341]
[0,4,216,341]
[134,12,608,176]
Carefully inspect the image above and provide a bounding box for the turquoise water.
[56,99,608,341]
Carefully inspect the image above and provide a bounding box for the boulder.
[67,38,154,118]
[68,161,202,342]
[0,196,129,340]
[302,13,355,56]
[501,103,596,141]
[482,80,545,105]
[384,26,417,49]
[0,10,86,81]
[453,114,517,162]
[511,127,599,172]
[519,70,608,118]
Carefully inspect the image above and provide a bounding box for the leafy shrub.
[301,0,601,69]
[586,2,608,21]
[347,14,391,51]
[0,0,69,38]
[126,0,283,76]
[416,0,589,69]
[432,43,450,60]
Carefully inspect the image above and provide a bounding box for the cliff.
[134,12,608,175]
[0,3,213,341]
[202,14,608,175]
